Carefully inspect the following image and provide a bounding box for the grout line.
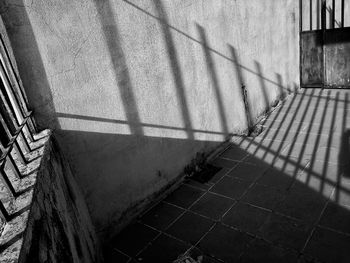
[133,163,237,261]
[109,247,131,262]
[317,224,350,237]
[183,223,219,261]
[118,89,350,262]
[301,188,335,253]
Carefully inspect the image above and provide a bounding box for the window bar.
[0,57,26,124]
[0,111,35,158]
[310,0,313,30]
[300,0,303,32]
[322,0,327,30]
[13,140,29,165]
[0,77,21,128]
[0,34,37,143]
[0,164,31,198]
[0,34,30,116]
[341,0,345,27]
[332,0,336,28]
[0,168,18,198]
[0,115,12,147]
[0,61,37,145]
[0,88,18,134]
[7,153,27,180]
[0,115,32,161]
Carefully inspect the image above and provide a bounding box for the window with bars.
[0,32,49,251]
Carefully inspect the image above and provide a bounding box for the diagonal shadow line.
[152,0,194,140]
[279,88,316,177]
[229,45,253,130]
[56,110,350,197]
[276,73,289,100]
[238,78,298,156]
[93,0,143,135]
[121,0,294,90]
[237,81,294,151]
[319,91,339,196]
[336,92,349,202]
[240,87,298,159]
[234,136,350,196]
[317,0,320,30]
[55,112,226,136]
[197,24,229,134]
[305,90,331,187]
[257,90,307,164]
[290,88,323,184]
[268,90,309,167]
[254,61,270,110]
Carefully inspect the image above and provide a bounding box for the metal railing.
[0,32,49,251]
[300,0,347,32]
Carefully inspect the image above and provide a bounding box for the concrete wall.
[20,138,102,263]
[0,0,300,238]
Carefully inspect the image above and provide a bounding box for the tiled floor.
[105,89,350,263]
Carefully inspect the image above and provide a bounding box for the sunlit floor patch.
[104,89,350,263]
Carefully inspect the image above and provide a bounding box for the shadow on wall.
[240,89,350,206]
[0,0,59,129]
[105,88,350,262]
[1,0,297,241]
[235,88,350,227]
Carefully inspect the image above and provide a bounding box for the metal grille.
[0,33,49,251]
[300,0,347,32]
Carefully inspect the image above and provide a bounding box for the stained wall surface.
[0,0,300,237]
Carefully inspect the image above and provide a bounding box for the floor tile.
[197,224,252,262]
[333,184,350,206]
[220,147,249,161]
[210,158,239,169]
[184,179,213,190]
[296,168,336,198]
[227,162,268,182]
[304,227,350,263]
[140,202,184,231]
[257,168,294,190]
[190,192,235,220]
[222,202,270,235]
[210,176,251,200]
[187,247,222,263]
[185,168,229,190]
[104,248,130,263]
[275,184,327,223]
[102,89,350,263]
[164,184,204,208]
[319,202,350,234]
[166,212,214,245]
[239,238,299,263]
[307,160,340,184]
[190,165,223,184]
[259,213,311,251]
[137,234,190,263]
[241,184,286,210]
[110,222,159,257]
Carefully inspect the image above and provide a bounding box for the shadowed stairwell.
[105,88,350,263]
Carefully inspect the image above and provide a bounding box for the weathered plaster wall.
[0,0,300,238]
[20,138,102,263]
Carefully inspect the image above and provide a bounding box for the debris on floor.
[173,254,203,263]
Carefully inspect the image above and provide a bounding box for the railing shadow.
[1,0,305,255]
[0,0,58,129]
